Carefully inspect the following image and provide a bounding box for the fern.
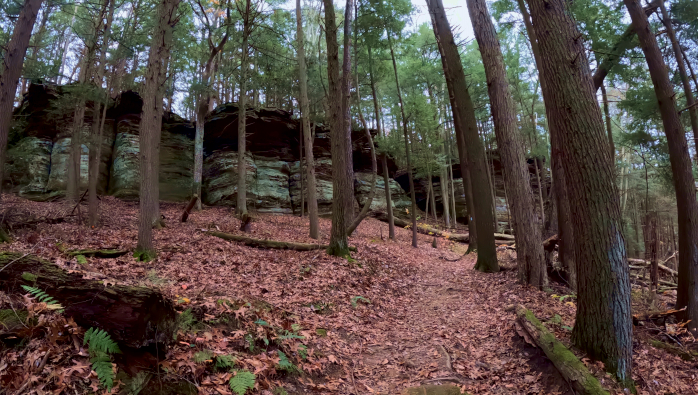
[229,371,256,395]
[277,351,300,374]
[83,327,121,354]
[214,354,236,370]
[83,328,121,391]
[350,295,371,308]
[21,285,63,311]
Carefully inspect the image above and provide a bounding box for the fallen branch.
[515,305,609,395]
[207,231,358,252]
[630,273,677,287]
[632,307,685,326]
[66,249,129,258]
[628,256,678,277]
[181,194,199,222]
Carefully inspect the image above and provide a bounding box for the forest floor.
[1,194,697,395]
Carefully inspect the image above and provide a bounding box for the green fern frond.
[350,295,371,308]
[84,327,121,354]
[277,351,300,374]
[21,285,63,311]
[90,354,116,390]
[214,354,236,370]
[229,371,256,395]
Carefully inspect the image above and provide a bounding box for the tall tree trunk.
[341,0,354,224]
[625,0,698,334]
[388,35,417,248]
[527,0,632,382]
[516,0,575,288]
[136,0,180,261]
[88,0,116,227]
[467,0,545,285]
[369,46,395,240]
[237,0,252,218]
[427,0,497,270]
[324,0,350,256]
[600,83,616,161]
[658,0,698,160]
[0,0,43,198]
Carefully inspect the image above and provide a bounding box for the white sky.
[411,0,474,40]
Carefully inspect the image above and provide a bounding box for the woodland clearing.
[0,194,696,395]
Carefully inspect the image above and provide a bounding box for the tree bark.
[341,0,355,224]
[136,0,180,261]
[658,0,698,161]
[323,0,350,257]
[0,253,177,348]
[625,0,698,334]
[427,0,497,270]
[467,0,545,285]
[0,0,43,198]
[527,0,632,382]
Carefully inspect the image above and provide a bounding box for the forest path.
[346,247,572,395]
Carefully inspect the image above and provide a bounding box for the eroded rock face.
[109,115,140,199]
[3,137,53,197]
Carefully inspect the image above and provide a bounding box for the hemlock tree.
[323,0,352,257]
[426,0,498,271]
[625,0,698,334]
[136,0,181,261]
[466,0,545,285]
[526,0,632,383]
[0,0,44,198]
[295,0,319,239]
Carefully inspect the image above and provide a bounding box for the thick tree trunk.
[341,0,355,224]
[136,0,180,260]
[0,253,177,348]
[324,0,350,257]
[527,0,632,382]
[625,0,698,334]
[0,0,43,198]
[427,0,497,270]
[467,0,545,286]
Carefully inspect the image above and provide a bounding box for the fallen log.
[632,307,685,326]
[370,211,516,243]
[0,253,177,348]
[66,249,129,258]
[515,305,609,395]
[207,231,358,252]
[630,273,677,287]
[628,257,677,277]
[181,194,199,222]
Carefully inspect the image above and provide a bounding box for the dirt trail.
[341,244,572,395]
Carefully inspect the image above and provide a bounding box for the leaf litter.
[0,194,696,394]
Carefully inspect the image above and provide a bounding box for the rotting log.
[207,231,358,252]
[515,305,609,395]
[370,211,516,243]
[632,307,685,326]
[181,194,199,222]
[66,249,129,258]
[0,253,177,348]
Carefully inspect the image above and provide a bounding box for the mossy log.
[0,253,177,348]
[370,211,515,243]
[515,305,609,395]
[66,249,129,258]
[208,231,358,252]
